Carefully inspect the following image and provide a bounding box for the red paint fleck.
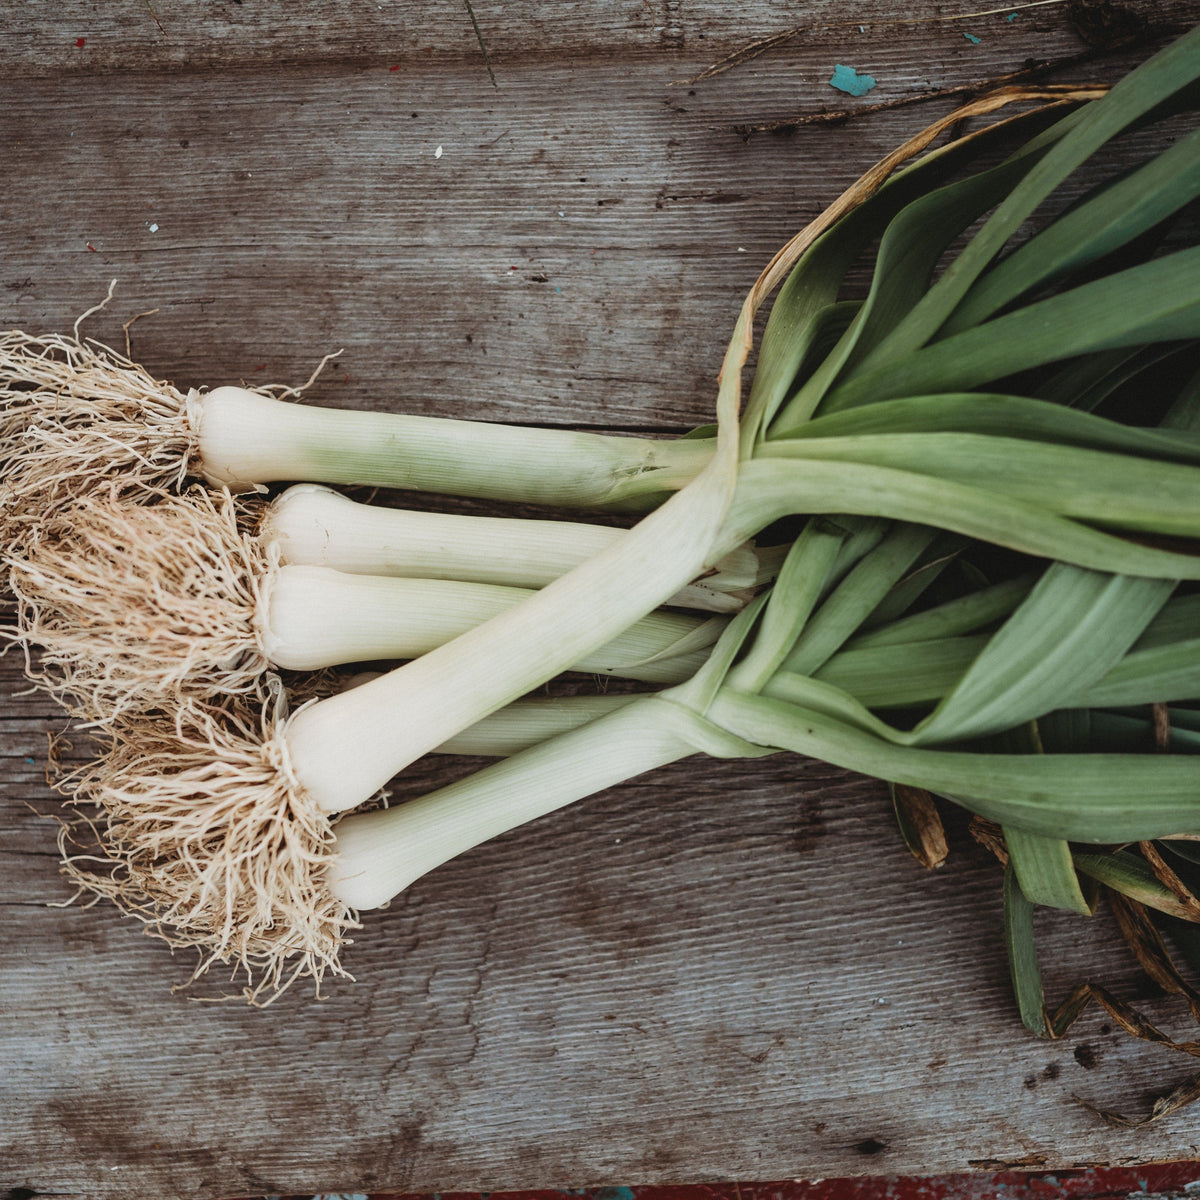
[253,364,266,372]
[389,64,401,72]
[85,242,98,252]
[344,373,350,383]
[75,37,86,48]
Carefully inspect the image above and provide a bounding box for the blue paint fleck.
[594,1189,636,1200]
[829,64,877,97]
[24,757,34,764]
[964,31,982,43]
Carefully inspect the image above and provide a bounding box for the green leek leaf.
[1004,864,1052,1037]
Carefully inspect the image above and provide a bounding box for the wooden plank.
[5,725,1200,1199]
[8,0,1187,74]
[4,7,1200,1197]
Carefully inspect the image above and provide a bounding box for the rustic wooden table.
[4,4,1200,1198]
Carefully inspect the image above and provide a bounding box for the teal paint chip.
[829,64,877,97]
[964,31,982,43]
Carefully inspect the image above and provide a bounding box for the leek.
[266,484,760,607]
[0,335,714,552]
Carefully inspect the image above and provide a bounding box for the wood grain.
[8,0,1179,74]
[4,4,1200,1197]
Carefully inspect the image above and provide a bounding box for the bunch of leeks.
[11,27,1200,1011]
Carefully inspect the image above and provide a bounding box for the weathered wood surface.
[4,3,1200,1198]
[9,0,1186,73]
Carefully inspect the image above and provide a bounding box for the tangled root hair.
[0,329,199,558]
[7,485,274,723]
[58,680,358,1004]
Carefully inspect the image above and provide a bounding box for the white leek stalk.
[197,387,712,507]
[262,567,721,681]
[265,483,760,612]
[431,692,639,757]
[329,672,643,757]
